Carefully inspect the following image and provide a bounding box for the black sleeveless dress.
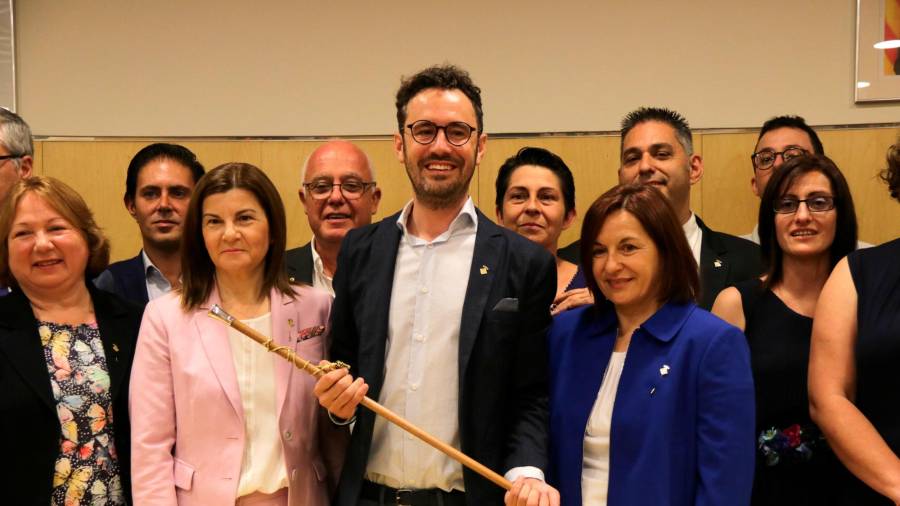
[834,238,900,504]
[735,278,842,505]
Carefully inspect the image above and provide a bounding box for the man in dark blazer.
[558,107,761,310]
[313,65,559,506]
[94,144,205,305]
[285,140,381,294]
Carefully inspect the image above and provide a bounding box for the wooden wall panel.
[33,127,900,263]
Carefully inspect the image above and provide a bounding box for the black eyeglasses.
[405,120,478,146]
[751,148,808,170]
[773,195,835,214]
[302,180,376,200]
[0,154,22,162]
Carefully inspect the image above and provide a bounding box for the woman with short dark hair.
[130,163,345,506]
[713,154,857,504]
[548,183,755,505]
[809,142,900,504]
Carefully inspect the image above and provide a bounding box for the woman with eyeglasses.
[809,143,900,504]
[130,163,346,506]
[713,154,857,505]
[495,147,593,314]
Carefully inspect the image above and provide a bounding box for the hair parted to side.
[579,183,699,306]
[0,176,109,287]
[495,147,576,215]
[395,64,483,133]
[756,115,824,155]
[124,143,206,201]
[883,141,900,202]
[620,107,694,155]
[758,154,857,289]
[0,108,34,170]
[180,162,292,310]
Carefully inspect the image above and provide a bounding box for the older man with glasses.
[286,140,381,296]
[0,109,34,296]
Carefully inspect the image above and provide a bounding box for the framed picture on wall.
[856,0,900,102]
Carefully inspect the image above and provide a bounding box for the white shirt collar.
[682,213,703,267]
[395,197,479,242]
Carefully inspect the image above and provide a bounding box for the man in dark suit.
[285,140,381,294]
[617,107,761,309]
[313,65,559,506]
[94,144,204,304]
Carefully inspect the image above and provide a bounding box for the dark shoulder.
[106,253,144,276]
[684,305,745,344]
[340,213,400,252]
[711,229,760,255]
[285,242,311,260]
[90,286,144,321]
[850,237,900,264]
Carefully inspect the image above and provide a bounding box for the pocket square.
[492,297,519,312]
[298,325,326,341]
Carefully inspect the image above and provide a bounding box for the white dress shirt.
[582,351,627,505]
[309,237,335,296]
[364,198,478,491]
[227,312,289,496]
[141,250,173,301]
[682,213,703,268]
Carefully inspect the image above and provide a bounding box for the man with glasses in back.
[744,115,824,243]
[286,140,381,296]
[0,109,34,296]
[313,64,559,506]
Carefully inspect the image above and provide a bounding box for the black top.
[0,285,143,506]
[736,278,842,505]
[839,238,900,504]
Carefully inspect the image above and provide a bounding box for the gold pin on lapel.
[714,259,723,268]
[112,343,119,353]
[288,319,294,327]
[479,265,489,275]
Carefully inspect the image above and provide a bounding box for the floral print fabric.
[41,321,124,506]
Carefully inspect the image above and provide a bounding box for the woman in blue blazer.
[547,184,755,506]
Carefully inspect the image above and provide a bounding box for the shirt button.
[410,383,419,391]
[414,333,424,342]
[420,286,428,294]
[289,276,295,282]
[284,430,292,440]
[426,243,434,249]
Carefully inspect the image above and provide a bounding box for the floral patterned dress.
[41,321,125,506]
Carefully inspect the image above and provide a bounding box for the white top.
[309,237,335,296]
[582,351,628,505]
[141,250,173,301]
[227,312,288,497]
[682,213,703,268]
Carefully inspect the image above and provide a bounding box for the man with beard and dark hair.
[313,64,560,506]
[94,143,205,305]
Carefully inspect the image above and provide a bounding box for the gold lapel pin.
[659,364,670,376]
[714,259,723,268]
[288,318,294,327]
[479,265,489,275]
[112,343,119,353]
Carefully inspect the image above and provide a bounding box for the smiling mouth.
[790,230,818,237]
[324,213,350,221]
[605,278,632,288]
[33,259,62,267]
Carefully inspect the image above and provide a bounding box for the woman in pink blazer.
[130,163,345,506]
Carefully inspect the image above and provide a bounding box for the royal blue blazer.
[548,301,755,506]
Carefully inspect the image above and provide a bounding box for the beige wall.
[15,0,900,137]
[33,127,900,263]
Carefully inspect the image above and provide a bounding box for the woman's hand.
[550,288,593,315]
[313,361,368,420]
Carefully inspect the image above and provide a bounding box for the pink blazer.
[130,285,345,506]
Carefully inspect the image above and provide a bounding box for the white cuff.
[504,466,545,483]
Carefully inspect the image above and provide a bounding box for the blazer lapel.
[458,215,502,383]
[697,216,729,308]
[269,289,296,419]
[90,287,134,405]
[196,288,244,422]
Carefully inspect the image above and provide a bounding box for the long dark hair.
[758,154,857,289]
[180,162,292,310]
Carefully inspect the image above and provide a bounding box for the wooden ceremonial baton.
[208,304,513,491]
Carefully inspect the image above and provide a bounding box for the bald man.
[286,140,381,295]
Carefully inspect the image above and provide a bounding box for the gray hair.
[0,109,34,169]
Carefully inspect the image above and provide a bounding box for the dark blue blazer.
[548,301,755,506]
[93,253,149,306]
[329,208,556,506]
